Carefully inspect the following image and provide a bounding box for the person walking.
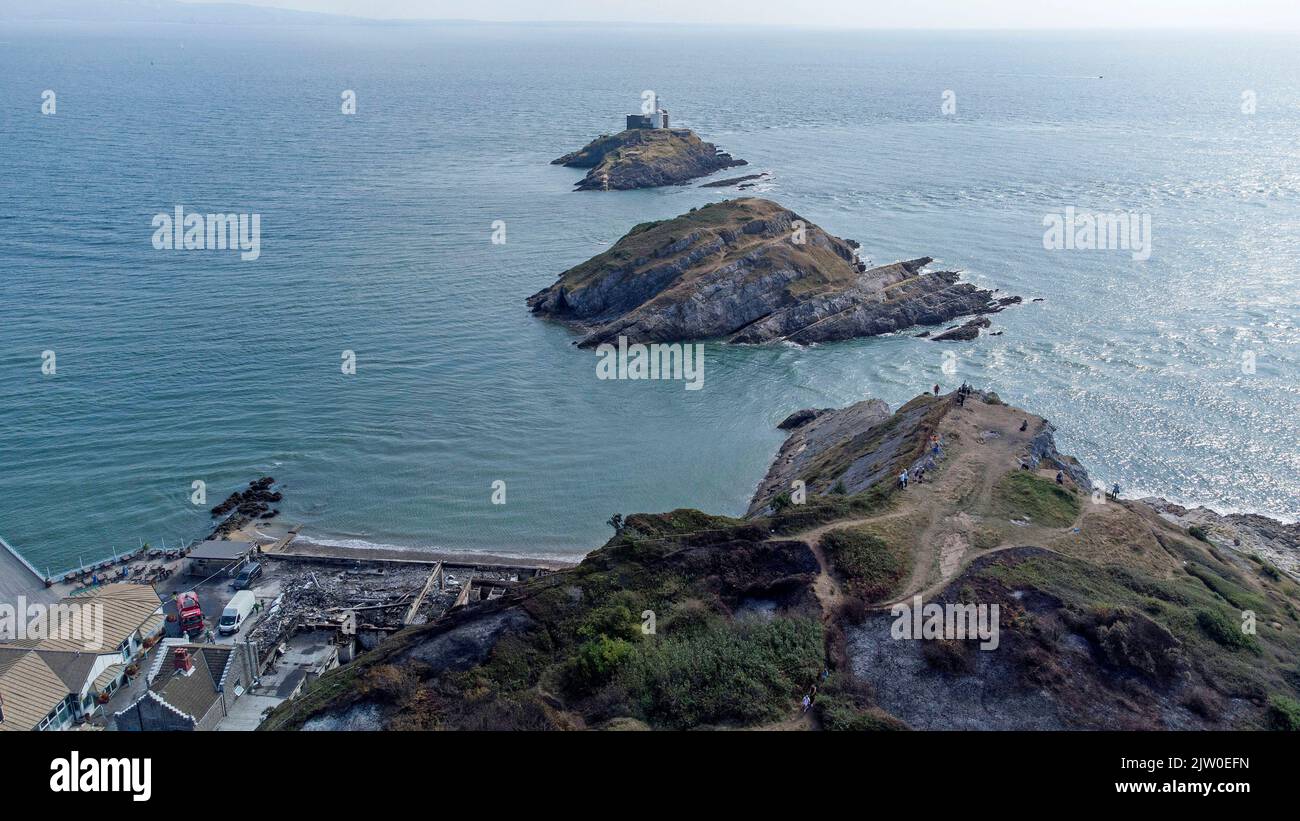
[1056,471,1065,485]
[899,469,909,489]
[933,383,940,396]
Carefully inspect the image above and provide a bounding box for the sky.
[177,0,1300,29]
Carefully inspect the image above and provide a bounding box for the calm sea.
[2,22,1297,572]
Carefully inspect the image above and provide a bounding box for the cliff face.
[551,128,746,190]
[528,198,1019,347]
[264,390,1300,732]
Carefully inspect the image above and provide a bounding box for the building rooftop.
[188,541,254,561]
[0,650,68,731]
[0,583,163,653]
[144,644,235,721]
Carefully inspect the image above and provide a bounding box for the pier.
[0,534,56,604]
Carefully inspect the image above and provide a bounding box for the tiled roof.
[0,584,163,727]
[93,663,126,693]
[0,651,67,732]
[148,646,234,722]
[6,584,162,653]
[140,614,165,637]
[31,650,99,692]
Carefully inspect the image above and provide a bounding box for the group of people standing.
[899,432,944,490]
[932,382,975,406]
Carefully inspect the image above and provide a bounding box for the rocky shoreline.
[207,476,282,539]
[269,389,1300,731]
[528,198,1020,347]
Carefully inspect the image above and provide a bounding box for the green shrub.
[1195,608,1257,652]
[619,617,823,728]
[821,527,905,600]
[578,604,642,643]
[567,636,634,693]
[1188,525,1210,543]
[818,696,909,731]
[1267,694,1300,731]
[990,472,1080,527]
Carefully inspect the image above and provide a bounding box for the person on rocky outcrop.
[899,469,909,489]
[1056,471,1065,485]
[933,384,940,396]
[1020,419,1028,432]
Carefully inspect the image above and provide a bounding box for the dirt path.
[755,395,1089,730]
[772,396,1063,610]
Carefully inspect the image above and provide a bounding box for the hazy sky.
[198,0,1300,29]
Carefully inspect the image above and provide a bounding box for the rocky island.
[527,198,1020,347]
[264,389,1300,731]
[552,127,746,191]
[552,96,745,190]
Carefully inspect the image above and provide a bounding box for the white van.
[219,590,256,635]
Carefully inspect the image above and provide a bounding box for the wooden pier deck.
[0,535,56,605]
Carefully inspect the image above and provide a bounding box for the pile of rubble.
[246,560,551,667]
[248,561,437,648]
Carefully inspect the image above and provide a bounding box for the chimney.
[174,647,194,675]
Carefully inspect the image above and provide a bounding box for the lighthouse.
[626,93,671,130]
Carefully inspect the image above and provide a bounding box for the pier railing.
[0,533,47,584]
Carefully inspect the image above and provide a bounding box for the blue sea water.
[1,22,1298,573]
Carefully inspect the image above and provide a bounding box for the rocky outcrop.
[932,315,990,341]
[208,476,281,538]
[527,198,1020,348]
[1140,499,1300,581]
[700,172,767,188]
[264,391,1300,732]
[552,128,745,190]
[776,408,831,430]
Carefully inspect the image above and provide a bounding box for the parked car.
[231,561,263,590]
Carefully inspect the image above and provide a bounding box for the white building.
[0,584,164,731]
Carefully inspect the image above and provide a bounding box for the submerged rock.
[700,172,768,188]
[932,315,991,341]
